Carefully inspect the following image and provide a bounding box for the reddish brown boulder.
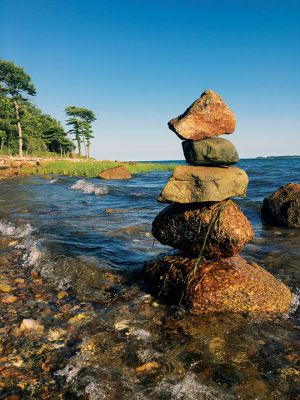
[152,200,254,259]
[143,255,292,314]
[261,183,300,228]
[168,90,236,141]
[99,165,131,180]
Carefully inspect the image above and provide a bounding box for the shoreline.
[0,157,176,180]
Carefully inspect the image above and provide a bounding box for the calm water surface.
[0,156,300,399]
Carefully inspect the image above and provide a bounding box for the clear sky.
[1,0,300,160]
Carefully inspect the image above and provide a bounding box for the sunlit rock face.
[152,200,254,259]
[143,254,292,314]
[158,165,248,204]
[168,90,236,141]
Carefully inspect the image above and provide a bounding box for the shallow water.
[0,156,300,399]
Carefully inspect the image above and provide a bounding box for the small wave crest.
[0,220,34,238]
[0,220,42,266]
[70,179,109,196]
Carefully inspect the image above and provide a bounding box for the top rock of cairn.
[168,90,236,141]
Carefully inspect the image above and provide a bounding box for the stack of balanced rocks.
[144,90,292,314]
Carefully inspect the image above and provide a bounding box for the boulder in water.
[261,183,300,228]
[168,90,236,141]
[143,255,292,314]
[152,200,254,258]
[99,165,132,180]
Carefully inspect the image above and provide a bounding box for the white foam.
[155,373,233,400]
[84,380,107,400]
[0,220,34,238]
[137,348,162,362]
[24,241,42,266]
[49,178,58,184]
[55,362,83,384]
[130,329,151,341]
[70,179,109,196]
[0,220,42,267]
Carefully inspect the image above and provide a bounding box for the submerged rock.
[158,165,248,203]
[261,183,300,228]
[182,138,239,166]
[152,200,254,259]
[99,165,132,180]
[20,319,45,336]
[143,254,292,314]
[168,90,236,141]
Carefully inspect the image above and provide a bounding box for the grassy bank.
[23,160,177,177]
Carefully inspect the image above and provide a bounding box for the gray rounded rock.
[182,138,239,166]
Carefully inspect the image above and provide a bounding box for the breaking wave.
[0,220,34,238]
[70,179,109,196]
[0,220,41,266]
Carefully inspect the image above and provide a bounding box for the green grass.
[23,160,176,177]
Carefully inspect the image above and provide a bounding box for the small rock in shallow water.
[20,319,45,336]
[0,283,13,293]
[47,328,66,342]
[57,290,68,299]
[2,295,17,303]
[135,361,160,373]
[114,320,130,331]
[68,312,91,326]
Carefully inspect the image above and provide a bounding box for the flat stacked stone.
[143,89,292,314]
[182,138,239,166]
[157,165,248,203]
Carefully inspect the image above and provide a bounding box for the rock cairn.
[144,90,292,314]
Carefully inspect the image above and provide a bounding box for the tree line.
[0,59,96,158]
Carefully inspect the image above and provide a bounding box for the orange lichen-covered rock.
[168,90,236,141]
[143,255,292,314]
[152,200,254,259]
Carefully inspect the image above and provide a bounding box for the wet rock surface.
[168,90,236,141]
[158,165,248,203]
[152,200,254,259]
[182,137,239,166]
[261,183,300,228]
[143,254,292,314]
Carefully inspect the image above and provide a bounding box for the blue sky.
[1,0,300,160]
